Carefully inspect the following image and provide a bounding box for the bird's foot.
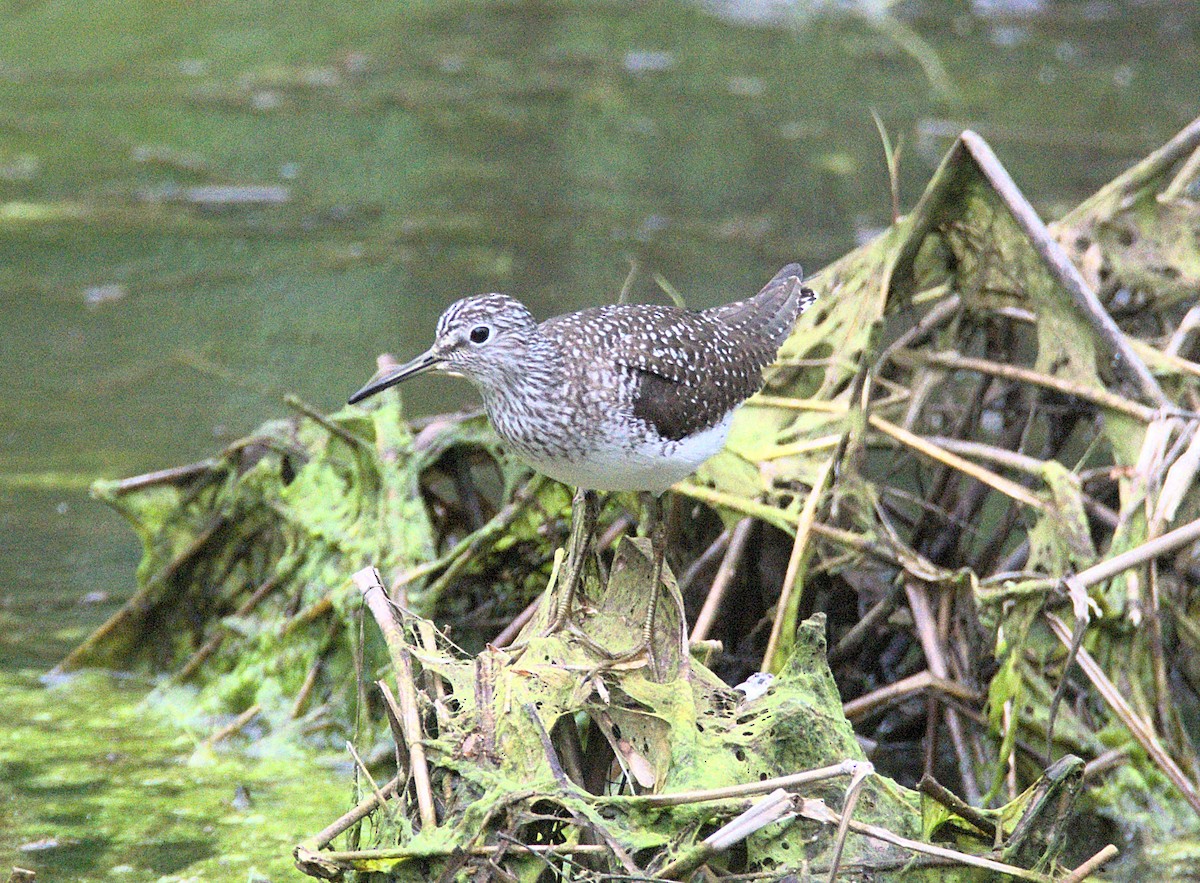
[540,487,598,638]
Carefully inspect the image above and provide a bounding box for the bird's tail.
[703,263,817,350]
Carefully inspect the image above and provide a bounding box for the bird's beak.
[348,350,443,404]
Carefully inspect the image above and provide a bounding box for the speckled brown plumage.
[349,264,816,494]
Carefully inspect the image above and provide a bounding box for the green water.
[1,0,1197,878]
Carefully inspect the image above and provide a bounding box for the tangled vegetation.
[62,117,1200,880]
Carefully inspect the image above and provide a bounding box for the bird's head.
[349,293,538,404]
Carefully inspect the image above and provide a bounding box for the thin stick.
[799,799,1054,882]
[617,258,640,304]
[492,592,543,648]
[396,651,438,831]
[870,415,1047,512]
[826,762,873,883]
[891,349,1159,422]
[177,568,289,682]
[690,517,753,642]
[305,842,612,863]
[746,395,848,413]
[524,703,570,788]
[291,655,323,719]
[655,789,795,880]
[678,527,732,593]
[829,581,903,665]
[673,481,800,533]
[354,567,438,831]
[203,704,260,747]
[603,760,860,807]
[762,457,835,671]
[418,475,545,605]
[918,775,997,839]
[298,774,402,851]
[346,740,390,822]
[377,681,410,779]
[842,670,980,721]
[969,133,1167,404]
[906,581,979,802]
[1159,136,1200,202]
[54,517,225,674]
[284,394,370,448]
[284,596,333,633]
[924,437,1049,477]
[1058,844,1120,883]
[1072,515,1200,590]
[757,435,844,461]
[1046,613,1200,817]
[107,458,217,495]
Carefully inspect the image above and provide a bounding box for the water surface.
[1,0,1197,878]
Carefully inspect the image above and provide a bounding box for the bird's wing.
[541,266,815,441]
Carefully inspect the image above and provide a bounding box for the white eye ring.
[469,325,491,344]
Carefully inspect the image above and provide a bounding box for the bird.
[349,264,817,666]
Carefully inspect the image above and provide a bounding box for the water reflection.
[0,0,1196,655]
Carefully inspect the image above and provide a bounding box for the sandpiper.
[350,264,816,660]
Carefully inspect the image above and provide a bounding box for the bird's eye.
[469,325,491,344]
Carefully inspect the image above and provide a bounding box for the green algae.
[56,121,1200,879]
[0,669,347,883]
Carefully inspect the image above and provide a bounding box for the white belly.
[520,411,735,494]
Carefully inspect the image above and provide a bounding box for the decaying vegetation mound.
[62,118,1200,880]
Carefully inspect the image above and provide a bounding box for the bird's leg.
[606,492,666,677]
[642,492,666,678]
[543,487,597,635]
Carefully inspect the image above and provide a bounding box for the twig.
[891,349,1159,422]
[284,394,371,448]
[656,789,796,880]
[924,437,1049,477]
[54,517,226,674]
[603,760,860,807]
[1046,612,1200,817]
[291,654,324,719]
[354,567,438,831]
[492,592,542,648]
[202,704,260,747]
[177,566,291,683]
[673,481,799,533]
[690,517,753,642]
[906,581,980,802]
[748,395,849,414]
[827,761,873,883]
[346,740,390,823]
[1058,844,1119,883]
[1165,304,1200,359]
[756,434,843,461]
[301,842,612,864]
[284,596,333,633]
[523,703,570,789]
[418,475,546,605]
[106,458,218,495]
[377,681,409,779]
[876,286,958,360]
[799,798,1054,882]
[828,579,903,665]
[1070,114,1200,208]
[906,130,1168,406]
[1083,747,1132,780]
[678,526,732,593]
[842,669,980,721]
[870,414,1047,511]
[917,775,997,839]
[1071,515,1200,590]
[596,512,634,552]
[762,457,835,671]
